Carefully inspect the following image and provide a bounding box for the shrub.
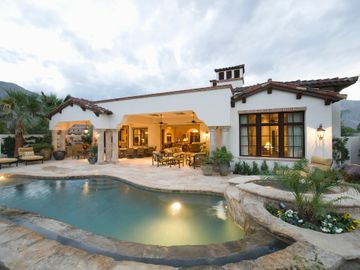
[242,161,251,175]
[272,162,280,174]
[212,146,234,165]
[260,160,269,174]
[32,143,53,153]
[252,161,260,175]
[1,136,15,157]
[233,162,242,174]
[333,137,349,166]
[293,159,308,171]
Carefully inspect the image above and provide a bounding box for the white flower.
[327,214,331,219]
[335,228,343,233]
[321,227,330,233]
[298,219,303,223]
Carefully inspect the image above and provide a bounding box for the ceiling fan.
[189,112,199,124]
[155,114,168,125]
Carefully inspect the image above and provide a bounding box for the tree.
[0,90,41,155]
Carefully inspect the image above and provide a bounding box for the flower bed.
[266,205,360,234]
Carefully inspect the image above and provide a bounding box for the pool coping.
[0,175,289,268]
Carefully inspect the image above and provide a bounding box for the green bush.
[252,161,260,175]
[233,162,242,174]
[243,161,251,175]
[212,146,234,165]
[333,137,349,166]
[260,160,269,174]
[32,143,53,153]
[293,158,309,171]
[1,136,15,157]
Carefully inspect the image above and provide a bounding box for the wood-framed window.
[133,128,148,146]
[239,111,304,158]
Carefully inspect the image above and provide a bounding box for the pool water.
[0,178,245,246]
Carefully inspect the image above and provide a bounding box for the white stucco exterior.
[49,65,350,166]
[229,89,335,166]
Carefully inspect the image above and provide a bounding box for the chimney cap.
[214,64,245,73]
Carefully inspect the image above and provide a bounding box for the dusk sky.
[0,0,359,100]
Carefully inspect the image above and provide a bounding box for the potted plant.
[88,145,98,164]
[32,143,54,161]
[53,150,66,160]
[213,146,234,176]
[201,155,214,176]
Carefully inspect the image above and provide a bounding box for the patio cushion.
[20,155,43,161]
[0,158,17,164]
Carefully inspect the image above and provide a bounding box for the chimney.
[210,64,245,88]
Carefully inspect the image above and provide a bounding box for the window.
[239,112,304,158]
[226,70,232,79]
[133,128,148,146]
[234,69,240,78]
[218,72,224,80]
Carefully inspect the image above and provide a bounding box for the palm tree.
[0,90,41,156]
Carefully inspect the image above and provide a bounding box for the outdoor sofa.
[18,147,44,165]
[0,158,18,169]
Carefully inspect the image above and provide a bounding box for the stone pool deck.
[1,158,360,269]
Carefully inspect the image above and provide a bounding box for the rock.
[343,164,360,181]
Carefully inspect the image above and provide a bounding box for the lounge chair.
[18,147,44,165]
[0,158,18,169]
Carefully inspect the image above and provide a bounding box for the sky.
[0,0,359,100]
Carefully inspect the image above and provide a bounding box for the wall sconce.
[317,124,325,140]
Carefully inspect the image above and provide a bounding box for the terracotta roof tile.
[48,97,112,119]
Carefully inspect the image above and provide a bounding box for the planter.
[219,163,230,176]
[201,163,213,176]
[53,150,66,160]
[88,156,97,164]
[40,148,53,161]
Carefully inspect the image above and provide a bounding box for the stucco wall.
[229,89,335,163]
[50,87,233,130]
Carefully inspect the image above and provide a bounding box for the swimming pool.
[0,177,244,246]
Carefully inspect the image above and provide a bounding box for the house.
[48,65,358,166]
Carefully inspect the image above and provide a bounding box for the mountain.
[0,81,35,99]
[340,100,360,129]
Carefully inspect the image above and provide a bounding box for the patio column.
[97,129,105,164]
[52,130,58,150]
[112,129,119,163]
[105,130,112,162]
[60,130,66,150]
[221,126,231,150]
[209,126,217,155]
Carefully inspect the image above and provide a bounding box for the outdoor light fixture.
[317,124,325,140]
[169,201,182,215]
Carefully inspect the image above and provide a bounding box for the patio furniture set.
[152,146,207,169]
[119,146,156,159]
[0,147,44,169]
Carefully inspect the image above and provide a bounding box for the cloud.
[0,0,359,100]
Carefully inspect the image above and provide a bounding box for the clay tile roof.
[48,97,113,119]
[214,64,245,73]
[232,78,349,104]
[286,76,358,92]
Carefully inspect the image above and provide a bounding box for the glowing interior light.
[0,175,5,180]
[169,202,182,215]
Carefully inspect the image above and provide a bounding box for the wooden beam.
[296,93,302,99]
[242,97,246,103]
[267,87,272,94]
